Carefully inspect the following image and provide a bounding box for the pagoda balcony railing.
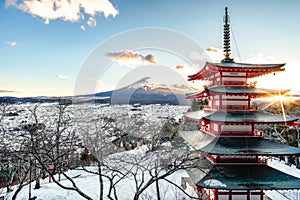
[219,131,253,136]
[206,105,259,111]
[222,81,247,85]
[200,127,264,137]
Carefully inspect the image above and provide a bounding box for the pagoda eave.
[198,137,300,156]
[182,115,202,122]
[196,164,300,190]
[202,110,298,125]
[207,85,290,96]
[188,62,286,81]
[185,90,208,99]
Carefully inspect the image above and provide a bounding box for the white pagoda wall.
[222,100,248,106]
[222,72,246,76]
[205,189,263,200]
[221,124,252,132]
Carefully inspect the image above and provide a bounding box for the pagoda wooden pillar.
[247,190,250,200]
[251,124,255,135]
[248,96,251,109]
[228,190,232,200]
[213,189,218,200]
[260,190,264,200]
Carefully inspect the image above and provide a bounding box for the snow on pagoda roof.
[202,110,298,124]
[199,136,300,156]
[186,86,290,99]
[196,164,300,190]
[188,62,285,81]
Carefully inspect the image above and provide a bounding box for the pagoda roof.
[179,131,300,156]
[202,110,298,124]
[186,90,207,99]
[209,86,289,96]
[196,164,300,190]
[200,136,300,156]
[188,62,285,81]
[183,110,211,122]
[212,62,285,69]
[179,130,215,150]
[186,86,290,99]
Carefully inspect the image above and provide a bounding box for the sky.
[1,0,300,97]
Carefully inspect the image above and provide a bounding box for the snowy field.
[2,147,197,200]
[266,158,300,200]
[1,103,194,200]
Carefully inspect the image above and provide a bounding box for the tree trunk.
[98,162,103,200]
[133,193,140,200]
[7,185,12,193]
[34,178,40,189]
[12,185,23,200]
[155,177,161,200]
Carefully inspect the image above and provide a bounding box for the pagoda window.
[214,100,220,108]
[213,123,219,133]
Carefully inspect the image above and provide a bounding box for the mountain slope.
[0,77,196,105]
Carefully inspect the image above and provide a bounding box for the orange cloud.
[206,47,220,53]
[106,50,157,66]
[0,89,16,93]
[175,65,185,70]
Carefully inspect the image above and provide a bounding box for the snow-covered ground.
[266,158,300,200]
[2,147,197,200]
[1,103,193,200]
[1,103,189,150]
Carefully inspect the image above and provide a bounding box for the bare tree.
[77,105,203,200]
[0,104,34,199]
[22,103,93,200]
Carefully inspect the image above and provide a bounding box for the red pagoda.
[181,7,300,200]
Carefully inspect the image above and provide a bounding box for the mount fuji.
[0,77,196,105]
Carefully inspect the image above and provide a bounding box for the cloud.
[245,53,276,64]
[174,64,198,80]
[80,25,86,31]
[205,47,223,62]
[206,47,220,53]
[5,0,17,7]
[0,89,16,93]
[56,74,67,79]
[144,54,157,64]
[106,50,157,67]
[6,0,119,27]
[87,17,96,27]
[4,41,17,47]
[175,65,185,70]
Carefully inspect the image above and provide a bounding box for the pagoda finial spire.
[221,7,234,63]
